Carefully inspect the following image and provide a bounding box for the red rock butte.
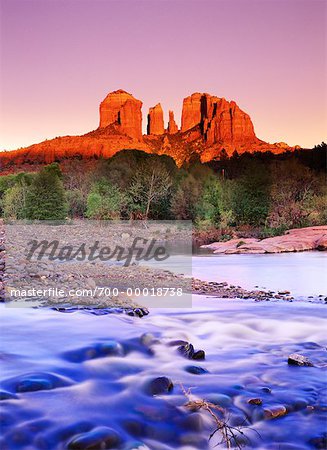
[0,89,300,171]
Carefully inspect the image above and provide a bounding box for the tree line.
[0,143,326,237]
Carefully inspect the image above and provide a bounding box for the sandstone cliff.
[147,104,164,135]
[0,89,299,171]
[99,89,142,140]
[181,93,257,145]
[167,111,178,134]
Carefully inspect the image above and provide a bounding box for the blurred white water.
[1,296,326,449]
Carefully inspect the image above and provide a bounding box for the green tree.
[2,173,34,219]
[128,160,172,220]
[25,163,68,220]
[66,189,87,218]
[86,179,125,219]
[196,175,223,226]
[230,162,270,226]
[267,160,324,229]
[170,173,201,220]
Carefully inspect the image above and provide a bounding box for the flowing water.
[1,254,326,450]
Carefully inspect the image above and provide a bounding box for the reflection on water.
[192,251,327,297]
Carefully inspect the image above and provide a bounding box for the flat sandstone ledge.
[202,226,327,254]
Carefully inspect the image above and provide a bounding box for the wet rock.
[16,378,49,393]
[96,341,124,357]
[177,343,194,359]
[288,353,314,367]
[184,365,208,375]
[177,342,205,360]
[264,405,287,419]
[127,308,149,318]
[168,340,188,347]
[146,376,174,396]
[192,350,205,360]
[14,372,71,392]
[261,386,272,394]
[248,398,263,405]
[0,391,18,400]
[68,426,121,449]
[135,308,149,318]
[63,340,124,362]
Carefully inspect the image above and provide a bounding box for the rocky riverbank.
[202,226,327,254]
[1,221,326,306]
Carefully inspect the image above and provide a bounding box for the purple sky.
[0,0,326,150]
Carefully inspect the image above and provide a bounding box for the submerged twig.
[181,384,260,449]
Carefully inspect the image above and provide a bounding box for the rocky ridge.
[0,89,300,171]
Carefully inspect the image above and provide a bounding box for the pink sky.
[0,0,326,150]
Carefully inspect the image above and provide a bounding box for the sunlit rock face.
[0,89,299,172]
[99,89,143,140]
[167,110,178,134]
[181,92,257,145]
[147,103,164,135]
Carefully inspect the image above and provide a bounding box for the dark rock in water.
[168,340,189,347]
[177,342,205,360]
[261,386,272,394]
[248,398,263,405]
[185,365,208,375]
[53,306,149,318]
[192,350,205,360]
[178,343,194,359]
[127,308,149,318]
[96,341,124,357]
[68,426,121,449]
[133,308,149,318]
[146,376,173,396]
[0,391,18,400]
[17,379,53,392]
[308,433,327,449]
[288,353,314,367]
[62,340,124,362]
[14,372,71,393]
